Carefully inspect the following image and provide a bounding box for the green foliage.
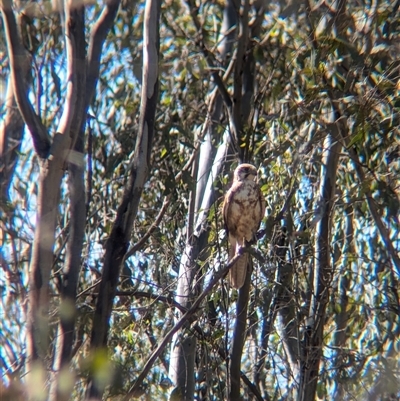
[1,0,400,399]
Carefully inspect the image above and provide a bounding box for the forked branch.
[0,0,50,158]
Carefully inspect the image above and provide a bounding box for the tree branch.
[230,259,252,401]
[86,0,121,105]
[240,372,265,401]
[125,140,202,260]
[0,0,51,158]
[116,290,187,313]
[232,0,250,161]
[55,4,84,141]
[0,76,25,202]
[299,124,341,401]
[26,1,86,385]
[185,0,233,112]
[54,3,122,379]
[87,0,161,397]
[191,323,266,401]
[332,204,353,400]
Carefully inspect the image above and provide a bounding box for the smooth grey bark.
[0,0,50,158]
[28,1,86,374]
[168,128,231,400]
[169,0,269,395]
[168,0,237,398]
[1,1,86,386]
[0,4,43,203]
[169,155,199,400]
[49,3,121,400]
[0,79,25,204]
[298,122,342,401]
[86,0,160,398]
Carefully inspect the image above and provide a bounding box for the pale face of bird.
[233,164,258,182]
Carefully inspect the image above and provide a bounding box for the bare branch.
[86,0,121,105]
[0,0,50,158]
[232,0,250,160]
[185,0,233,111]
[0,77,25,202]
[191,322,267,401]
[55,4,85,142]
[299,125,342,401]
[116,140,201,260]
[240,372,265,401]
[115,290,188,313]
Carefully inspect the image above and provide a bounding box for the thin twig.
[116,290,187,313]
[347,146,400,276]
[124,196,171,259]
[125,140,202,260]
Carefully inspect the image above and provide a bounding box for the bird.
[223,163,265,289]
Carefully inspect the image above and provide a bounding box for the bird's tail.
[229,240,248,289]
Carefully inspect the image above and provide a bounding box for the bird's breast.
[227,181,263,240]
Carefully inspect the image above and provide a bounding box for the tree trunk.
[230,262,252,401]
[0,78,25,203]
[1,1,86,387]
[86,0,160,397]
[49,2,121,399]
[168,1,237,398]
[298,122,341,401]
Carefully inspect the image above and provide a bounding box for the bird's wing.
[223,183,236,233]
[257,184,266,228]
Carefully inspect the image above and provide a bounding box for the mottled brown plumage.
[223,164,265,289]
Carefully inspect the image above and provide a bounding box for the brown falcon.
[223,164,265,289]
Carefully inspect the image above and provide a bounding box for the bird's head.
[234,163,258,182]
